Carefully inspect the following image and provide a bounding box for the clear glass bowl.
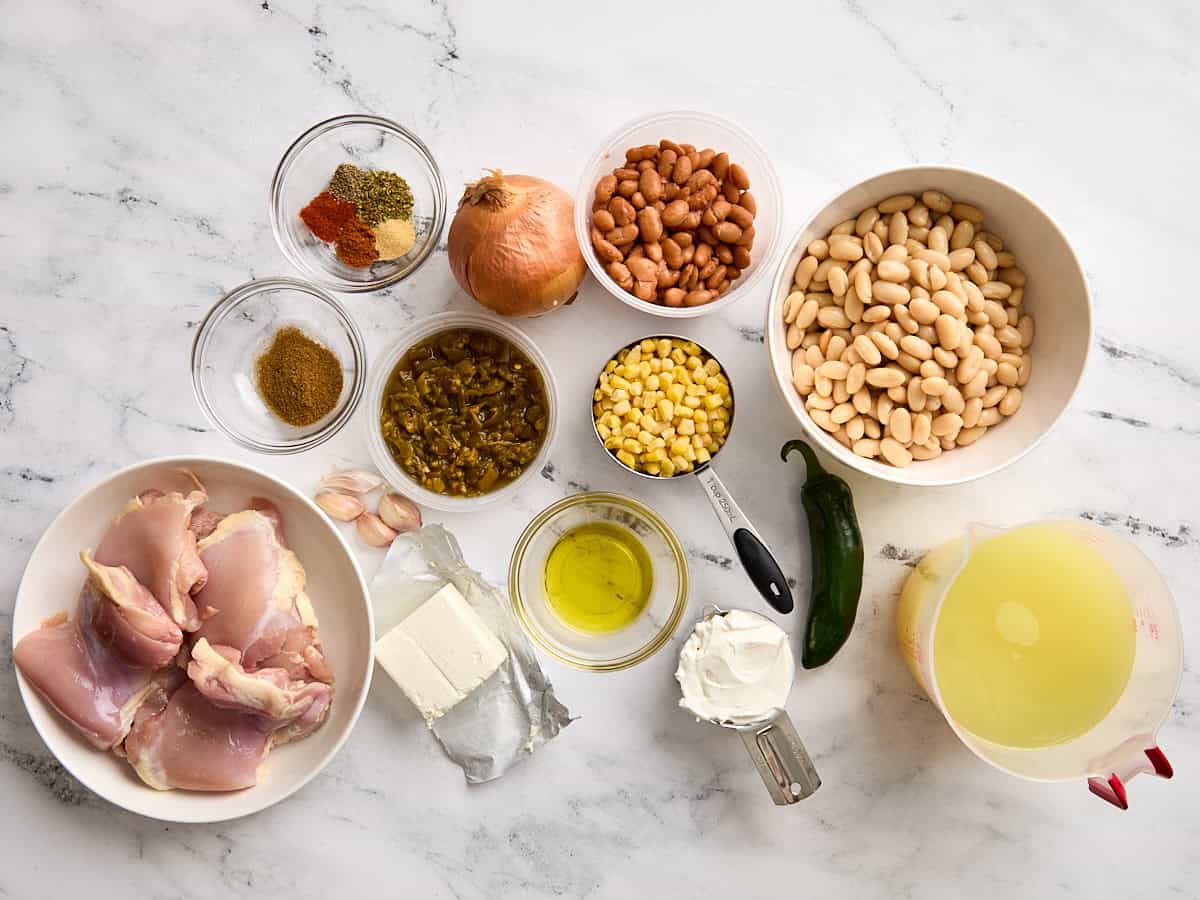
[270,114,448,293]
[365,311,559,512]
[574,110,783,319]
[191,277,366,453]
[509,493,688,671]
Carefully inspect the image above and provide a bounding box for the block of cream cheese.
[374,583,508,724]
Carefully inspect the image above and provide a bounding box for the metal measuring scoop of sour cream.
[675,609,795,725]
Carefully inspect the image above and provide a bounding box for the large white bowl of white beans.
[766,166,1091,486]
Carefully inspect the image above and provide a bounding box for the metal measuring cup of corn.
[592,335,793,614]
[676,606,820,805]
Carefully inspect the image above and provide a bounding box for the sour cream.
[675,609,795,724]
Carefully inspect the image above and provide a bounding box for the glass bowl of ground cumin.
[271,115,448,293]
[191,277,367,453]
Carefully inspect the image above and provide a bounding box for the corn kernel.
[605,413,620,429]
[649,358,662,373]
[642,448,666,463]
[624,348,642,367]
[640,338,656,353]
[686,355,702,370]
[660,426,676,441]
[621,421,639,438]
[684,395,702,408]
[671,437,690,457]
[638,430,655,446]
[696,447,711,464]
[684,443,697,462]
[616,449,637,468]
[691,434,704,449]
[659,371,674,387]
[657,399,674,420]
[622,438,640,454]
[704,359,721,376]
[611,375,630,391]
[704,376,720,391]
[703,394,724,410]
[596,423,610,439]
[650,437,666,450]
[611,388,629,402]
[667,384,686,404]
[624,408,641,423]
[638,361,651,378]
[671,455,690,472]
[712,419,726,435]
[600,382,614,397]
[696,420,710,434]
[660,459,676,477]
[604,435,622,450]
[657,339,672,358]
[612,400,631,416]
[645,374,660,391]
[593,388,603,402]
[675,404,693,419]
[694,409,708,423]
[605,359,618,373]
[678,417,696,435]
[671,348,686,364]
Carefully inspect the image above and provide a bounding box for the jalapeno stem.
[780,439,826,478]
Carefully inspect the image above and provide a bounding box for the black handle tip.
[733,528,794,614]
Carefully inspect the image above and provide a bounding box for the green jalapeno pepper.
[780,440,864,668]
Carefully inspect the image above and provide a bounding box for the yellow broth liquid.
[932,523,1136,749]
[543,522,652,633]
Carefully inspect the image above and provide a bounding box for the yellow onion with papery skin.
[447,170,586,317]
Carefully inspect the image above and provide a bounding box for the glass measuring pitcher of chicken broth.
[896,520,1182,808]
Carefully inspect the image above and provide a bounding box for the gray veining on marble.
[1,1,1198,897]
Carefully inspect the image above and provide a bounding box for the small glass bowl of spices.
[271,114,448,293]
[365,311,559,510]
[191,277,366,453]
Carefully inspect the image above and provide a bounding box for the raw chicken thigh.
[188,638,332,743]
[192,503,331,683]
[80,552,182,669]
[13,564,170,749]
[94,474,208,631]
[124,681,273,792]
[15,480,335,794]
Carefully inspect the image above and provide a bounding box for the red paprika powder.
[335,218,379,268]
[299,191,357,242]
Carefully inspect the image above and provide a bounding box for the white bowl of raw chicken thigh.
[11,457,374,822]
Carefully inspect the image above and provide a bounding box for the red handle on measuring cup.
[1087,746,1173,810]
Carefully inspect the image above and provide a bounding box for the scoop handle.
[695,466,794,614]
[738,711,821,805]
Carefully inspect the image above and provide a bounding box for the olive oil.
[931,523,1136,749]
[543,522,653,633]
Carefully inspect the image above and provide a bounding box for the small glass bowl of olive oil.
[509,493,688,671]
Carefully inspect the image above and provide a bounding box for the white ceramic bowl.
[766,166,1091,486]
[575,110,783,319]
[12,457,374,822]
[365,311,559,511]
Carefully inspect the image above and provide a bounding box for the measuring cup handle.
[1087,745,1174,810]
[738,712,821,805]
[695,467,794,614]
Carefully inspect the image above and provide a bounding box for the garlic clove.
[377,492,422,533]
[356,512,398,548]
[319,469,385,496]
[315,491,365,522]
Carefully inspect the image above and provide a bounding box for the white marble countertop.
[2,1,1197,897]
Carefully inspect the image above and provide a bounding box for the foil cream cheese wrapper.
[370,524,573,782]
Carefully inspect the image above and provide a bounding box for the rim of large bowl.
[270,114,448,294]
[190,276,367,454]
[574,110,783,319]
[508,491,689,671]
[365,311,560,511]
[765,164,1093,487]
